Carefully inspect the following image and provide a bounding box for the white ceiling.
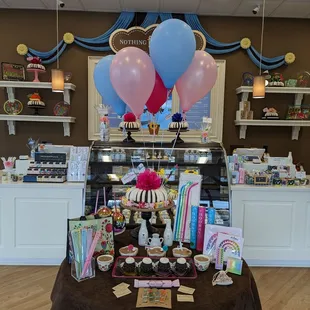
[1,0,310,18]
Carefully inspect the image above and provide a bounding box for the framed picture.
[1,62,26,81]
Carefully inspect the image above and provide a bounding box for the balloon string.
[170,113,184,160]
[152,114,156,170]
[140,124,148,168]
[158,89,169,173]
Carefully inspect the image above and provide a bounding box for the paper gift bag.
[67,216,114,262]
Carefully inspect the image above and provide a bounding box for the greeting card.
[203,224,242,260]
[215,233,244,261]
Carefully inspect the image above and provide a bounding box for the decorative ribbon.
[19,11,294,70]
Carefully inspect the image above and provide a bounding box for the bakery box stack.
[236,101,254,120]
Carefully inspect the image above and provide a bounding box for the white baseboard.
[0,258,63,266]
[246,259,310,267]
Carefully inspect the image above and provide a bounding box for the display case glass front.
[86,141,230,227]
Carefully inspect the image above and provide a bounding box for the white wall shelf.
[235,119,310,140]
[0,115,76,137]
[0,81,76,105]
[236,86,310,105]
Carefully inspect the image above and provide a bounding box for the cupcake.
[139,257,153,276]
[158,257,171,274]
[121,257,136,275]
[148,122,160,135]
[169,113,188,130]
[175,257,188,274]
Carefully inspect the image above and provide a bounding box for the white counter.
[0,181,84,265]
[231,184,310,267]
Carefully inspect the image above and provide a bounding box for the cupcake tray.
[112,256,197,280]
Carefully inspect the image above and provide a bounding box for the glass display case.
[86,141,231,227]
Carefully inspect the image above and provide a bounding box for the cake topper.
[124,112,136,122]
[136,169,162,191]
[172,112,183,122]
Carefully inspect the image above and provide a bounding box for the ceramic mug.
[97,254,114,272]
[194,254,210,272]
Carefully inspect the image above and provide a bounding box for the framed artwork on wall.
[1,62,26,81]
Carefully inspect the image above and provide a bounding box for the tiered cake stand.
[27,68,45,82]
[119,128,140,143]
[121,202,174,239]
[28,104,45,115]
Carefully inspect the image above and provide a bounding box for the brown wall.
[1,10,309,168]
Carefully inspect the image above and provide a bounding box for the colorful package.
[203,225,242,260]
[190,206,198,249]
[173,173,202,243]
[215,233,244,261]
[226,257,243,275]
[196,206,206,251]
[67,216,114,262]
[215,247,224,270]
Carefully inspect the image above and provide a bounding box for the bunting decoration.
[16,12,295,70]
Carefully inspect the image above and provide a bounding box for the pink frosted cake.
[122,169,170,209]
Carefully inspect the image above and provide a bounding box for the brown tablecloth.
[51,230,261,310]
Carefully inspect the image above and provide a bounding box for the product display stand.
[121,203,174,239]
[119,129,140,143]
[168,129,189,144]
[27,68,45,82]
[123,131,135,143]
[28,105,45,115]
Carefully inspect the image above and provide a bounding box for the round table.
[51,230,262,310]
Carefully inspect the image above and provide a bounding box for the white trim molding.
[88,56,226,143]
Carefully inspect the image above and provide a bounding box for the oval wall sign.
[109,24,206,54]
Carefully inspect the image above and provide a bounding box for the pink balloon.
[110,47,155,118]
[176,51,217,113]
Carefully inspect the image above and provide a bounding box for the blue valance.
[17,12,294,70]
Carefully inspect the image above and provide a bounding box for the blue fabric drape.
[141,12,159,27]
[22,11,290,70]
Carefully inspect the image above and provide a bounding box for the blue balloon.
[93,55,126,116]
[150,19,196,89]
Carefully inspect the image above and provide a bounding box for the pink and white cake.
[27,56,46,71]
[122,169,170,209]
[119,112,140,130]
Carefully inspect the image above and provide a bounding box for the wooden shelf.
[0,81,76,105]
[236,86,310,105]
[0,114,76,137]
[235,119,310,140]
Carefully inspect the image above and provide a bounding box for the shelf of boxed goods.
[235,86,310,140]
[236,86,310,105]
[0,81,76,104]
[0,114,76,137]
[234,119,310,140]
